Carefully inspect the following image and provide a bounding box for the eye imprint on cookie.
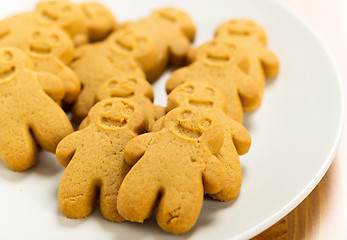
[179,110,192,120]
[127,78,137,87]
[107,80,118,89]
[205,87,215,96]
[41,10,58,21]
[115,39,133,51]
[102,103,112,112]
[158,12,176,22]
[3,51,13,61]
[200,118,212,129]
[188,100,213,109]
[184,85,194,94]
[50,34,60,43]
[122,103,135,116]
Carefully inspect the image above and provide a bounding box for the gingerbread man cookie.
[70,41,145,123]
[117,107,226,234]
[116,7,196,70]
[164,82,251,201]
[166,40,260,123]
[56,98,148,222]
[94,74,165,129]
[215,19,280,108]
[24,27,80,104]
[79,2,116,42]
[0,47,73,171]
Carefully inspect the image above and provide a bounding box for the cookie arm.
[36,71,65,103]
[153,105,166,120]
[165,67,188,93]
[56,131,82,168]
[55,64,81,104]
[124,133,154,165]
[260,48,279,78]
[202,154,226,194]
[229,119,251,155]
[149,116,165,132]
[169,35,191,66]
[236,68,261,111]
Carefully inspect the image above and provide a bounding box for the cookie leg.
[72,86,96,123]
[58,162,99,219]
[210,145,242,201]
[29,101,73,153]
[156,182,204,234]
[0,124,37,171]
[117,168,161,222]
[99,160,130,222]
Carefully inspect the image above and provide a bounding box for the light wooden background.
[253,0,347,239]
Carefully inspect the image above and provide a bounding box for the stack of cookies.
[0,0,279,235]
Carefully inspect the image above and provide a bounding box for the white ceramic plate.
[0,0,344,239]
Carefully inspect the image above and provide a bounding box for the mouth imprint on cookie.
[110,92,135,99]
[100,117,127,128]
[206,53,230,63]
[174,124,202,139]
[41,11,58,22]
[29,46,52,55]
[0,66,15,82]
[228,29,250,36]
[115,39,133,52]
[188,100,213,108]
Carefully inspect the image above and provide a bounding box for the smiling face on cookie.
[151,7,196,41]
[87,98,148,134]
[0,47,31,84]
[108,29,158,72]
[166,82,226,112]
[35,0,85,37]
[191,40,246,68]
[96,74,154,102]
[216,19,267,45]
[26,27,74,62]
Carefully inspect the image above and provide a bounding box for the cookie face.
[80,2,116,42]
[26,27,74,64]
[190,40,246,69]
[95,74,153,102]
[215,19,267,45]
[107,28,159,75]
[151,7,196,41]
[35,0,86,38]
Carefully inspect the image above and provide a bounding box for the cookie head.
[192,40,245,68]
[108,29,158,71]
[96,75,154,102]
[216,19,267,45]
[0,47,31,83]
[166,82,226,112]
[164,108,224,153]
[35,0,85,35]
[151,7,196,41]
[26,27,74,63]
[89,98,148,134]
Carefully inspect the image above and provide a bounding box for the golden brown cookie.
[70,42,145,123]
[166,40,260,123]
[215,19,280,108]
[35,0,88,45]
[117,107,226,234]
[24,27,80,104]
[106,28,161,82]
[0,47,73,171]
[79,2,116,42]
[165,81,252,201]
[116,7,196,75]
[94,73,165,129]
[56,98,148,222]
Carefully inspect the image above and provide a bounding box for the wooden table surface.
[253,0,347,239]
